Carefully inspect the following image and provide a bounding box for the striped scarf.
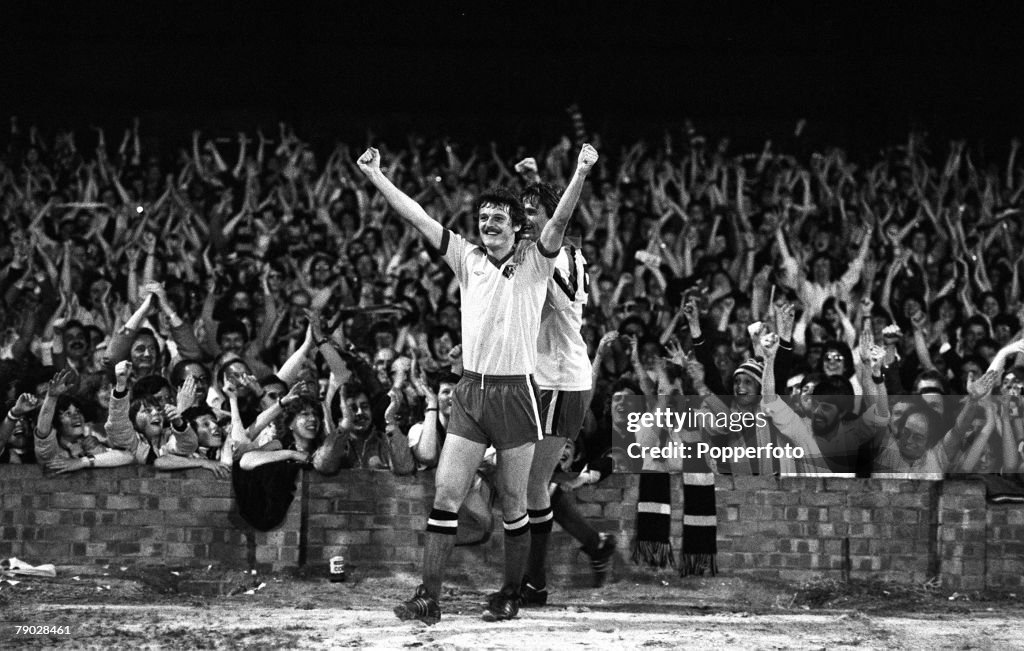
[632,456,717,576]
[679,451,717,576]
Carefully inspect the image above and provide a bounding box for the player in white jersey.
[516,182,610,606]
[357,144,599,624]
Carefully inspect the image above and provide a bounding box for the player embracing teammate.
[358,143,599,624]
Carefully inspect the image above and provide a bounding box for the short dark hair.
[133,375,172,401]
[812,376,855,415]
[183,404,215,427]
[520,183,560,218]
[341,381,369,401]
[170,360,210,388]
[217,318,250,343]
[476,186,526,229]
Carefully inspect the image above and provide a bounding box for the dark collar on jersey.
[486,250,515,268]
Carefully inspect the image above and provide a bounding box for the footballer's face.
[521,196,548,240]
[478,203,520,255]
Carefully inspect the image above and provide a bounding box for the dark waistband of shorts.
[462,371,532,386]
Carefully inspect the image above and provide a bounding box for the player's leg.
[522,434,567,604]
[551,485,617,586]
[395,434,486,624]
[483,440,534,620]
[424,435,488,597]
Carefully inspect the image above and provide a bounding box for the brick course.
[0,466,1020,589]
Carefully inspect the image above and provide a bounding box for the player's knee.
[499,492,528,517]
[526,482,552,510]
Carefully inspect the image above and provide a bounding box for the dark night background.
[3,1,1024,155]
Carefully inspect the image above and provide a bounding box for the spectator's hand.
[868,344,886,373]
[761,332,780,359]
[357,148,381,176]
[162,403,183,424]
[858,321,876,365]
[685,357,707,389]
[141,231,157,256]
[391,357,412,389]
[304,308,325,342]
[775,301,796,340]
[559,474,590,492]
[967,370,999,401]
[222,380,238,401]
[752,266,771,291]
[125,247,140,267]
[514,157,538,176]
[410,359,436,405]
[176,376,197,414]
[597,330,619,354]
[384,389,402,427]
[114,361,132,389]
[909,308,928,331]
[681,297,700,329]
[447,344,463,374]
[10,393,40,417]
[860,295,874,316]
[46,368,76,398]
[663,338,686,367]
[283,380,311,405]
[202,459,231,479]
[239,373,262,397]
[741,231,756,250]
[46,457,85,474]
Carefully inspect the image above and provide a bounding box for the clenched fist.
[114,361,133,389]
[577,143,599,174]
[357,148,381,175]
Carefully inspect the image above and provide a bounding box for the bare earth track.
[2,566,1022,649]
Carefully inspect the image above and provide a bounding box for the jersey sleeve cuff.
[536,240,559,259]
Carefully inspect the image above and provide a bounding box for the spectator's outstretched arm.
[384,389,415,475]
[239,448,309,470]
[146,282,202,361]
[34,369,76,463]
[46,449,135,474]
[357,148,443,249]
[949,371,1000,462]
[277,322,315,385]
[774,226,800,289]
[154,454,230,478]
[105,361,141,454]
[539,145,598,254]
[108,293,154,363]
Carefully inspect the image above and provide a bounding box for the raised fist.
[577,144,599,174]
[114,361,133,387]
[357,148,381,175]
[514,157,538,175]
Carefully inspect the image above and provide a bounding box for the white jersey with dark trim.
[535,245,592,391]
[440,229,557,376]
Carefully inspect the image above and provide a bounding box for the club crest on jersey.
[502,264,517,279]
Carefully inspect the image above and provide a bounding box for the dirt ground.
[2,564,1023,649]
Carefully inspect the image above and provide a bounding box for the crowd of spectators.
[1,115,1023,489]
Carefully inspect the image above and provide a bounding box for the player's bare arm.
[357,147,444,249]
[538,144,598,253]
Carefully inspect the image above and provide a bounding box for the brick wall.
[0,466,1020,590]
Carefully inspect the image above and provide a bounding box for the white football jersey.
[535,245,592,391]
[441,230,556,376]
